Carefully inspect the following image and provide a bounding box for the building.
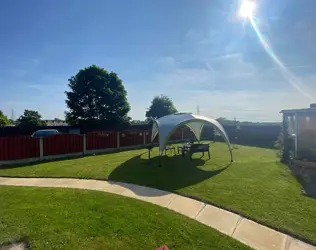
[43,119,68,126]
[280,103,316,161]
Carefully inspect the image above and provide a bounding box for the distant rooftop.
[280,103,316,114]
[43,119,68,126]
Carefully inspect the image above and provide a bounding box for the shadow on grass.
[108,153,230,195]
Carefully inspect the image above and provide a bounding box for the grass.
[0,186,249,250]
[1,142,316,244]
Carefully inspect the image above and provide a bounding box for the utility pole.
[196,105,200,115]
[11,109,15,121]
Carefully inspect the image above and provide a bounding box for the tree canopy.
[146,95,178,120]
[0,110,11,127]
[18,110,46,128]
[65,65,131,125]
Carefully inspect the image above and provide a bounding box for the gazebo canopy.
[151,113,233,162]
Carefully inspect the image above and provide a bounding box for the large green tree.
[146,95,178,120]
[65,65,130,125]
[18,110,46,128]
[0,110,10,127]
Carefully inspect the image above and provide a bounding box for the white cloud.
[126,53,316,122]
[175,89,315,122]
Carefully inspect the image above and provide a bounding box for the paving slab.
[47,178,80,188]
[196,204,241,236]
[72,179,111,191]
[289,239,316,250]
[0,178,28,186]
[0,177,12,184]
[167,195,205,218]
[103,181,132,195]
[233,218,287,250]
[17,178,58,187]
[121,185,148,201]
[121,185,176,207]
[143,189,176,208]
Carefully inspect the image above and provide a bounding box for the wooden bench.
[189,144,210,160]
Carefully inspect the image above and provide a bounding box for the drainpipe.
[294,113,299,158]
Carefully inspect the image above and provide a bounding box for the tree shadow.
[108,153,231,197]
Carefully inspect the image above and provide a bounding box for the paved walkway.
[0,177,315,250]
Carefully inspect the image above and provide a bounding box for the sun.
[239,0,256,19]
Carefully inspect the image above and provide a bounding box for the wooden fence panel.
[86,131,117,150]
[43,134,83,156]
[0,136,39,161]
[120,131,144,147]
[144,130,152,144]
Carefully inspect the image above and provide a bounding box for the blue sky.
[1,0,316,121]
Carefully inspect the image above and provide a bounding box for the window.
[306,116,310,128]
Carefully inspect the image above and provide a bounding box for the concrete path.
[0,177,315,250]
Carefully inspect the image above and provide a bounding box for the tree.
[0,110,10,127]
[65,65,131,125]
[146,95,178,120]
[18,110,46,128]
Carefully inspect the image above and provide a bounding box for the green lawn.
[1,143,316,244]
[0,186,249,250]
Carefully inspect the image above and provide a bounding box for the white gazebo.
[151,113,233,162]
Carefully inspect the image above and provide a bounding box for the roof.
[280,108,316,114]
[35,129,59,132]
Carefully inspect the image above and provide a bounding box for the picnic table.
[189,143,210,160]
[147,144,176,160]
[178,143,192,157]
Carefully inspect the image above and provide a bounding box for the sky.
[1,0,316,122]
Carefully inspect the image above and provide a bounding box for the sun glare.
[239,0,256,18]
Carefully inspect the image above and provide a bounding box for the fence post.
[83,134,87,154]
[117,132,120,148]
[39,137,44,160]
